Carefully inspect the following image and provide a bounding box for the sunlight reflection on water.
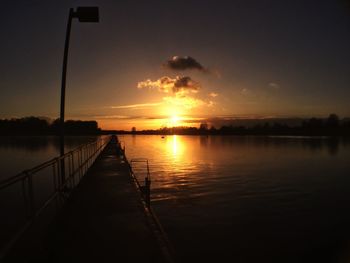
[122,135,350,263]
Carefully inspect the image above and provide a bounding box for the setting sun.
[170,115,180,126]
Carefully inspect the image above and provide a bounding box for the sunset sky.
[1,0,350,130]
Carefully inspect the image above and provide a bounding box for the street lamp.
[60,7,99,182]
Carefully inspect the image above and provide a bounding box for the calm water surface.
[0,136,99,180]
[0,136,100,247]
[121,135,350,263]
[1,135,350,262]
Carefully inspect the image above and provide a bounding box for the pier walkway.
[44,136,166,262]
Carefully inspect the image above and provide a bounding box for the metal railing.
[119,147,175,263]
[0,135,111,258]
[126,158,151,206]
[118,140,125,153]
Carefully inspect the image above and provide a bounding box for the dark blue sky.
[1,0,350,129]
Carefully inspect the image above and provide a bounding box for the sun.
[160,105,185,127]
[170,115,180,126]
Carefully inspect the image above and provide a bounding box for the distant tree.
[344,119,350,128]
[304,118,323,128]
[263,122,270,129]
[131,127,136,134]
[199,123,208,130]
[326,113,339,128]
[0,116,49,135]
[219,125,233,134]
[209,125,217,133]
[64,120,98,134]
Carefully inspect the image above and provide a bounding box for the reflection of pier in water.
[0,136,98,152]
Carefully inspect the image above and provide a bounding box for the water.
[1,135,350,262]
[120,135,350,263]
[0,136,99,180]
[0,136,100,248]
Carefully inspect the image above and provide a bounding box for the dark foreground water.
[0,136,98,180]
[121,135,350,263]
[1,135,350,262]
[0,136,100,249]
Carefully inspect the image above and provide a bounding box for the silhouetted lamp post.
[60,7,99,182]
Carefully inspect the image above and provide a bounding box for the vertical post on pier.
[145,177,151,207]
[145,161,151,207]
[59,7,99,185]
[60,8,74,184]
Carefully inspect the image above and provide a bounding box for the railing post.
[21,177,29,218]
[79,148,82,180]
[70,153,75,187]
[129,158,152,207]
[52,160,60,211]
[145,177,151,207]
[0,136,110,260]
[27,172,35,218]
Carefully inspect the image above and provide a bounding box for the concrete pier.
[44,137,168,262]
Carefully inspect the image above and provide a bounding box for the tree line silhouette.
[0,117,100,135]
[123,114,350,136]
[1,114,349,136]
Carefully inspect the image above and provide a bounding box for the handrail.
[0,135,112,259]
[119,145,175,263]
[119,140,125,151]
[130,158,151,185]
[130,158,150,178]
[0,139,109,189]
[127,158,151,207]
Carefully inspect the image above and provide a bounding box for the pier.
[1,136,173,262]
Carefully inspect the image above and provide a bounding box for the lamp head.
[75,7,99,23]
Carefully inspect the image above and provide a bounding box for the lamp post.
[60,7,99,183]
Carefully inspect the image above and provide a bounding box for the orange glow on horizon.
[95,113,207,130]
[159,104,186,127]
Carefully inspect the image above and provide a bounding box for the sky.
[1,0,350,130]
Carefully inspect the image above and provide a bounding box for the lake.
[0,136,101,248]
[120,135,350,263]
[0,136,99,180]
[1,135,350,262]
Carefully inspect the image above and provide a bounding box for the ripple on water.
[123,135,350,262]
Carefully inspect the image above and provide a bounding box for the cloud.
[109,103,161,109]
[163,96,207,109]
[137,75,215,111]
[164,56,207,72]
[137,76,200,94]
[93,115,132,119]
[209,92,218,98]
[93,115,158,120]
[268,82,280,90]
[241,88,255,97]
[173,76,199,93]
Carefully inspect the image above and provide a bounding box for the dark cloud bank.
[164,56,206,72]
